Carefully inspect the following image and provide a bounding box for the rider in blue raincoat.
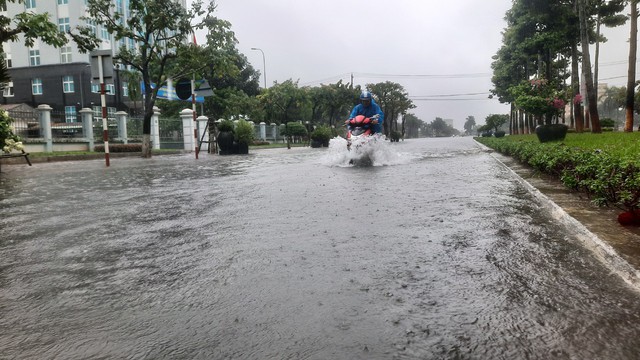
[348,91,384,134]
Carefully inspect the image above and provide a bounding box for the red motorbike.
[346,114,379,151]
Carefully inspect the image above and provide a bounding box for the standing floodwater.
[2,137,640,359]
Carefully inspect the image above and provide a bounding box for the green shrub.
[0,109,20,150]
[310,125,332,142]
[390,130,402,142]
[282,122,308,137]
[234,120,255,145]
[600,118,615,128]
[95,144,142,152]
[217,120,234,132]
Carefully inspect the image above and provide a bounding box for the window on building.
[58,0,69,4]
[32,78,43,95]
[100,27,109,41]
[65,107,78,123]
[25,0,36,10]
[60,46,72,63]
[29,49,40,66]
[63,75,74,93]
[2,82,14,97]
[92,106,116,121]
[91,83,100,93]
[65,106,77,122]
[106,84,115,95]
[86,19,97,36]
[4,57,11,68]
[58,17,70,33]
[122,83,129,97]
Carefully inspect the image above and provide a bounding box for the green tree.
[463,116,476,136]
[77,0,215,158]
[311,81,358,127]
[260,79,309,125]
[403,113,423,138]
[366,81,415,136]
[511,77,567,125]
[592,0,626,94]
[167,16,261,127]
[120,70,143,115]
[430,117,456,137]
[485,114,510,132]
[259,79,309,148]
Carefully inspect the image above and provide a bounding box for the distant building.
[443,119,454,128]
[1,0,187,121]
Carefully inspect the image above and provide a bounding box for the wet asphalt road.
[1,137,640,360]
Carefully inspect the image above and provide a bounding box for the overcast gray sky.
[195,0,634,129]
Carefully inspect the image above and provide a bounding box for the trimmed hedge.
[477,136,640,212]
[95,144,142,153]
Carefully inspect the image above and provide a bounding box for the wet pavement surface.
[1,137,640,360]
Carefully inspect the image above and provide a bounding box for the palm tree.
[579,0,602,132]
[625,1,638,132]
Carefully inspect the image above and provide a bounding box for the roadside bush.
[282,122,308,137]
[0,109,21,151]
[217,120,234,132]
[390,130,402,142]
[95,144,142,152]
[310,125,332,142]
[600,118,615,129]
[234,120,255,146]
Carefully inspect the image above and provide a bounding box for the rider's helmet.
[360,91,372,101]
[359,91,372,106]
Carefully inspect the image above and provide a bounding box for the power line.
[599,60,640,67]
[299,73,352,86]
[410,92,490,98]
[411,98,493,101]
[355,72,491,79]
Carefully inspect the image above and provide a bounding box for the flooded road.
[2,137,640,359]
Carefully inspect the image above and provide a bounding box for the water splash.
[319,135,411,167]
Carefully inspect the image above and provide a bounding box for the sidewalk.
[489,150,640,291]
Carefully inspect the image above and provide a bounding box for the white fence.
[6,105,306,153]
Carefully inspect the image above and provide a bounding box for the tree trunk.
[579,0,601,133]
[572,41,584,132]
[626,1,638,132]
[572,0,583,132]
[510,104,516,134]
[595,15,601,97]
[142,134,152,158]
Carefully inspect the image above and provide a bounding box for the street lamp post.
[251,47,267,89]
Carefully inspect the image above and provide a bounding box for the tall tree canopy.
[77,0,216,157]
[366,81,415,136]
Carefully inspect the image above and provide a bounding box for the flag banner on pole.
[140,81,205,103]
